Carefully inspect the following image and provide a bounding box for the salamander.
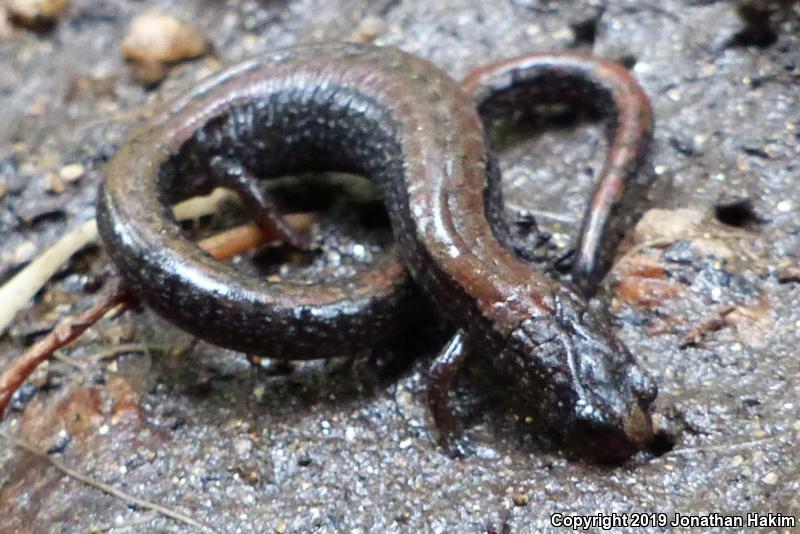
[97,43,656,461]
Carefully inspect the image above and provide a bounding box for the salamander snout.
[498,289,658,462]
[573,363,657,462]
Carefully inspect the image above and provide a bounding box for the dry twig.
[2,432,219,533]
[678,304,737,348]
[0,188,238,336]
[0,283,131,416]
[0,215,313,418]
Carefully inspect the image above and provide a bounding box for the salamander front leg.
[210,156,309,249]
[428,329,472,458]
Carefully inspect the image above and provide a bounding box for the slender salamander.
[97,43,656,461]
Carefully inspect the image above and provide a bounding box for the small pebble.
[327,249,341,263]
[710,286,722,302]
[512,493,530,506]
[351,243,367,260]
[475,446,500,461]
[59,163,85,182]
[761,472,778,485]
[234,437,253,457]
[275,522,287,534]
[66,74,118,100]
[692,132,710,150]
[0,178,7,200]
[44,172,64,193]
[551,232,569,249]
[121,12,207,84]
[7,0,68,27]
[634,208,704,242]
[777,200,792,212]
[348,15,384,43]
[395,389,414,411]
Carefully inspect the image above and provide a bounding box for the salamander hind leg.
[209,156,310,249]
[427,329,474,458]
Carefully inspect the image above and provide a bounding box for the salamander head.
[498,288,657,462]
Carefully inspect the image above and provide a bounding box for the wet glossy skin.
[462,53,654,297]
[456,53,656,460]
[97,44,656,461]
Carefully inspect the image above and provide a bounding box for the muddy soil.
[1,1,798,532]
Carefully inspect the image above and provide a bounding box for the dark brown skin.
[447,54,656,462]
[462,53,655,297]
[97,44,656,462]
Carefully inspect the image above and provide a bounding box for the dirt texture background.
[0,0,798,532]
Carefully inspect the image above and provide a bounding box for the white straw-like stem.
[0,188,237,336]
